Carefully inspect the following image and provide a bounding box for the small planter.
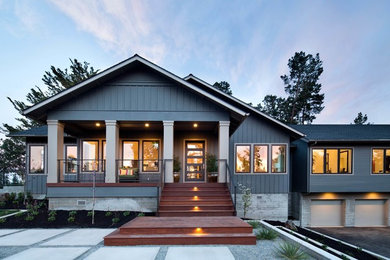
[207,172,218,183]
[173,172,180,183]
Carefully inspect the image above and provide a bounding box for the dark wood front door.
[185,141,205,182]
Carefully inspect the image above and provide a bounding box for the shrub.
[48,210,57,222]
[5,193,17,204]
[112,217,120,224]
[69,211,77,217]
[248,220,260,229]
[67,216,75,223]
[137,212,145,217]
[256,228,278,240]
[238,183,252,218]
[275,242,308,260]
[12,200,19,206]
[0,218,6,224]
[15,211,25,218]
[123,211,130,217]
[0,201,5,207]
[25,215,34,221]
[17,192,24,204]
[25,192,33,203]
[105,211,112,217]
[87,211,94,217]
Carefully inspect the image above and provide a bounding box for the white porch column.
[47,120,64,183]
[105,120,119,183]
[218,121,230,183]
[163,121,174,183]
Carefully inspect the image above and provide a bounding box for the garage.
[311,200,343,227]
[355,200,386,227]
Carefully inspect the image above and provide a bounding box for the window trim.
[371,147,390,175]
[142,140,160,173]
[271,144,287,173]
[28,144,46,174]
[253,144,269,173]
[81,140,100,172]
[310,147,354,175]
[235,144,252,173]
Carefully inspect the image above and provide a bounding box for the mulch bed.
[265,220,377,260]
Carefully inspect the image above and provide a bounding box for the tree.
[353,112,369,125]
[281,52,324,124]
[213,81,232,95]
[0,59,99,181]
[255,52,325,124]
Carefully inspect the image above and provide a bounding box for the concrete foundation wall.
[0,186,24,194]
[48,197,157,212]
[236,193,288,221]
[298,193,390,227]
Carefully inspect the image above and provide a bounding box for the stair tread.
[107,233,255,238]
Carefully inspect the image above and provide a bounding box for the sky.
[1,0,389,138]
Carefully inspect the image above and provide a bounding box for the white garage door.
[311,200,343,227]
[355,200,385,227]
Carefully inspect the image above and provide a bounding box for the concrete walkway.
[0,228,285,259]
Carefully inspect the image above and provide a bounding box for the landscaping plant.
[256,228,278,240]
[247,220,260,229]
[67,210,77,223]
[123,211,130,217]
[48,210,57,222]
[276,242,308,260]
[105,211,112,217]
[137,212,145,217]
[238,183,252,218]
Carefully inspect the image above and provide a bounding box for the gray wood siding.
[25,174,47,195]
[309,145,390,192]
[229,116,291,194]
[47,186,157,198]
[47,68,229,121]
[291,140,309,192]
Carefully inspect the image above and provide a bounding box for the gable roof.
[184,74,305,138]
[23,54,247,122]
[290,124,390,142]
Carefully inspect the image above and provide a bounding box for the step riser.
[161,196,231,200]
[104,236,256,246]
[160,201,233,206]
[164,184,227,188]
[119,227,252,235]
[162,192,230,196]
[159,212,235,217]
[162,188,229,191]
[159,205,234,211]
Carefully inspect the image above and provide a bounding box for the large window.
[123,141,139,168]
[312,148,352,174]
[235,145,251,173]
[372,148,390,174]
[142,140,159,172]
[254,145,268,173]
[65,145,77,173]
[272,145,286,173]
[29,145,45,173]
[82,141,99,172]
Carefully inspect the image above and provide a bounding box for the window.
[82,141,99,172]
[29,145,45,173]
[123,141,139,168]
[312,148,352,174]
[372,148,390,174]
[65,145,77,173]
[272,145,286,173]
[254,145,268,173]
[142,140,159,172]
[235,145,251,173]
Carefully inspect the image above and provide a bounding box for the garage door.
[355,200,385,227]
[311,200,343,227]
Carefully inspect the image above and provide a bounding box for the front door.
[185,141,205,182]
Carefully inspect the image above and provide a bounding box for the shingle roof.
[290,124,390,142]
[7,126,70,137]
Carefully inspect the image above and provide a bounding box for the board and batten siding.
[291,139,309,192]
[229,116,291,194]
[47,67,229,122]
[309,145,390,192]
[25,174,47,195]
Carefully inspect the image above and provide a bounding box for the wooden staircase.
[158,183,235,217]
[104,183,256,245]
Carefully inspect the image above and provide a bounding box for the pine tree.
[353,112,369,125]
[213,81,233,95]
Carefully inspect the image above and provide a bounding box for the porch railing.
[58,159,106,183]
[225,161,237,215]
[115,159,164,183]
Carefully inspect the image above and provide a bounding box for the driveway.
[311,227,390,258]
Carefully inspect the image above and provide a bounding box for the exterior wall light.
[95,122,101,127]
[193,123,198,128]
[145,123,150,127]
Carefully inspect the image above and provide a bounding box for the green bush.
[15,211,25,218]
[112,217,120,224]
[123,211,130,217]
[0,201,5,207]
[67,216,75,223]
[137,212,145,217]
[25,215,34,221]
[105,211,112,217]
[248,220,260,229]
[256,228,278,240]
[5,193,17,204]
[87,211,94,217]
[69,211,77,217]
[0,218,6,224]
[48,210,57,222]
[275,242,308,260]
[17,192,24,204]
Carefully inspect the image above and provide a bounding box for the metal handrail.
[57,159,106,183]
[226,162,237,215]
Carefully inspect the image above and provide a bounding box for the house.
[10,54,390,227]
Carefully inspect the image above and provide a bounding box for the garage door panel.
[311,200,343,227]
[355,200,385,227]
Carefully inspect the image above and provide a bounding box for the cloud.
[49,0,166,61]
